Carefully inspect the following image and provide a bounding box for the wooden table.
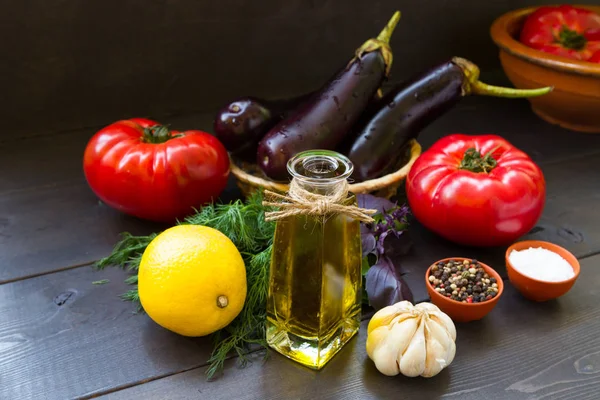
[2,96,600,400]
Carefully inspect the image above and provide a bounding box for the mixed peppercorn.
[428,259,499,303]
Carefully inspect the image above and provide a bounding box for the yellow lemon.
[138,224,247,337]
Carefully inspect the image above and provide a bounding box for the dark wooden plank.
[0,178,242,284]
[0,265,219,400]
[101,254,600,400]
[0,183,165,283]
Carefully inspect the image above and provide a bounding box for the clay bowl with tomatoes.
[491,4,600,133]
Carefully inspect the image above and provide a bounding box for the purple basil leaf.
[362,232,377,256]
[365,255,412,310]
[360,224,377,255]
[384,212,396,227]
[376,230,390,255]
[357,194,397,215]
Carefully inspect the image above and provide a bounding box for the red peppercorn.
[466,297,473,304]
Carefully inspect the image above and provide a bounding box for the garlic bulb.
[366,301,457,378]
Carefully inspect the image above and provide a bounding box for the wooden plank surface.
[1,98,600,399]
[0,265,219,400]
[0,184,165,283]
[101,254,600,400]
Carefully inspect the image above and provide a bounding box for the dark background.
[1,0,596,139]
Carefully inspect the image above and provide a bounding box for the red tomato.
[588,50,600,63]
[83,118,230,222]
[519,5,600,61]
[406,134,546,247]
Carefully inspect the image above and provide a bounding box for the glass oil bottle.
[266,150,363,369]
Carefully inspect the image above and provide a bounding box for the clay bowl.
[505,240,580,302]
[425,258,504,323]
[490,5,600,133]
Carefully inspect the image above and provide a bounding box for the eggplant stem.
[452,56,553,99]
[471,81,553,98]
[352,11,401,77]
[376,11,401,44]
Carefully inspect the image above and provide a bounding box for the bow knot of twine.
[262,179,377,223]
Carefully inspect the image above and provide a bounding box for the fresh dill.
[95,190,275,379]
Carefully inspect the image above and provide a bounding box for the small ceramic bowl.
[505,240,580,302]
[425,258,504,323]
[490,5,600,133]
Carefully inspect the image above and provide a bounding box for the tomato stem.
[557,26,587,50]
[142,124,181,144]
[458,146,500,173]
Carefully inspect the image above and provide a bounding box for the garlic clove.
[389,315,419,360]
[415,302,440,312]
[393,300,415,312]
[422,319,451,378]
[422,341,445,377]
[368,302,410,333]
[429,311,456,341]
[398,316,427,377]
[372,337,401,376]
[366,326,390,360]
[445,334,457,366]
[390,311,418,327]
[428,317,456,366]
[368,301,415,334]
[426,317,453,348]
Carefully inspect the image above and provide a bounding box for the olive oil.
[265,151,363,369]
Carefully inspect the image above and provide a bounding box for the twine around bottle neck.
[262,178,377,223]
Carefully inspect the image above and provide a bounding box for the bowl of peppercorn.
[425,258,504,323]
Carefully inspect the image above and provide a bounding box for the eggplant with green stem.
[347,57,553,182]
[257,11,401,181]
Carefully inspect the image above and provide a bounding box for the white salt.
[508,247,575,282]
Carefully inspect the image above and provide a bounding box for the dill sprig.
[95,190,275,379]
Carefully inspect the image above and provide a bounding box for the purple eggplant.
[347,57,553,182]
[256,11,401,181]
[213,92,313,160]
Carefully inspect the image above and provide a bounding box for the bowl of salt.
[505,240,580,302]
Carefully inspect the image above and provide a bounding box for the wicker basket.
[229,139,422,200]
